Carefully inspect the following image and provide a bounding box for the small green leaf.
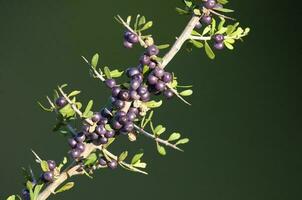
[84,153,97,166]
[157,144,166,156]
[204,41,215,59]
[190,39,203,48]
[103,138,115,148]
[176,138,190,145]
[224,41,234,50]
[133,162,147,168]
[83,100,93,118]
[154,125,166,136]
[140,21,153,31]
[131,151,144,164]
[193,8,202,16]
[202,26,211,36]
[7,195,16,200]
[218,0,229,5]
[40,160,49,172]
[55,182,75,194]
[213,7,234,13]
[33,184,44,199]
[138,16,146,27]
[179,89,193,96]
[183,0,193,8]
[157,44,170,49]
[37,101,53,112]
[103,66,112,79]
[191,30,202,36]
[110,69,124,78]
[68,90,81,98]
[126,15,132,25]
[91,53,99,69]
[119,151,128,162]
[175,7,189,15]
[145,100,162,108]
[168,132,181,141]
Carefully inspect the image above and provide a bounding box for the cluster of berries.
[98,156,118,169]
[41,160,56,182]
[195,0,223,27]
[123,31,139,48]
[54,32,175,161]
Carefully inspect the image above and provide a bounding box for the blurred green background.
[1,0,301,199]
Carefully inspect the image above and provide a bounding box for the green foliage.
[84,153,98,166]
[83,100,94,118]
[91,53,99,69]
[40,160,50,172]
[119,151,128,162]
[55,182,75,194]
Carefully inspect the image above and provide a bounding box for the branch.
[161,15,201,68]
[133,124,184,152]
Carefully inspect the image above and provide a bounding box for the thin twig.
[116,15,147,48]
[133,124,183,152]
[81,56,105,82]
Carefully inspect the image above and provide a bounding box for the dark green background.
[1,0,301,199]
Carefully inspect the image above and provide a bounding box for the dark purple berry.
[195,21,202,29]
[108,160,118,169]
[204,0,216,9]
[162,72,172,83]
[130,79,141,90]
[139,55,151,65]
[140,92,151,102]
[96,125,107,136]
[123,40,133,48]
[82,125,90,132]
[148,61,157,69]
[153,67,164,78]
[92,112,102,123]
[43,171,54,182]
[70,149,81,159]
[147,74,158,85]
[124,31,132,40]
[90,132,99,140]
[127,33,139,43]
[75,133,86,143]
[98,157,107,166]
[127,112,136,121]
[155,81,166,92]
[21,189,30,200]
[111,120,123,130]
[132,74,143,83]
[213,34,224,43]
[105,79,116,88]
[47,160,56,171]
[114,100,125,109]
[105,130,115,138]
[202,15,212,25]
[68,138,77,148]
[126,67,140,77]
[112,87,121,97]
[116,111,126,118]
[214,42,224,50]
[118,90,130,101]
[76,142,85,153]
[130,90,140,100]
[55,97,67,108]
[164,89,174,99]
[146,45,159,56]
[129,107,139,115]
[118,116,128,125]
[98,117,108,125]
[99,137,108,144]
[137,86,148,95]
